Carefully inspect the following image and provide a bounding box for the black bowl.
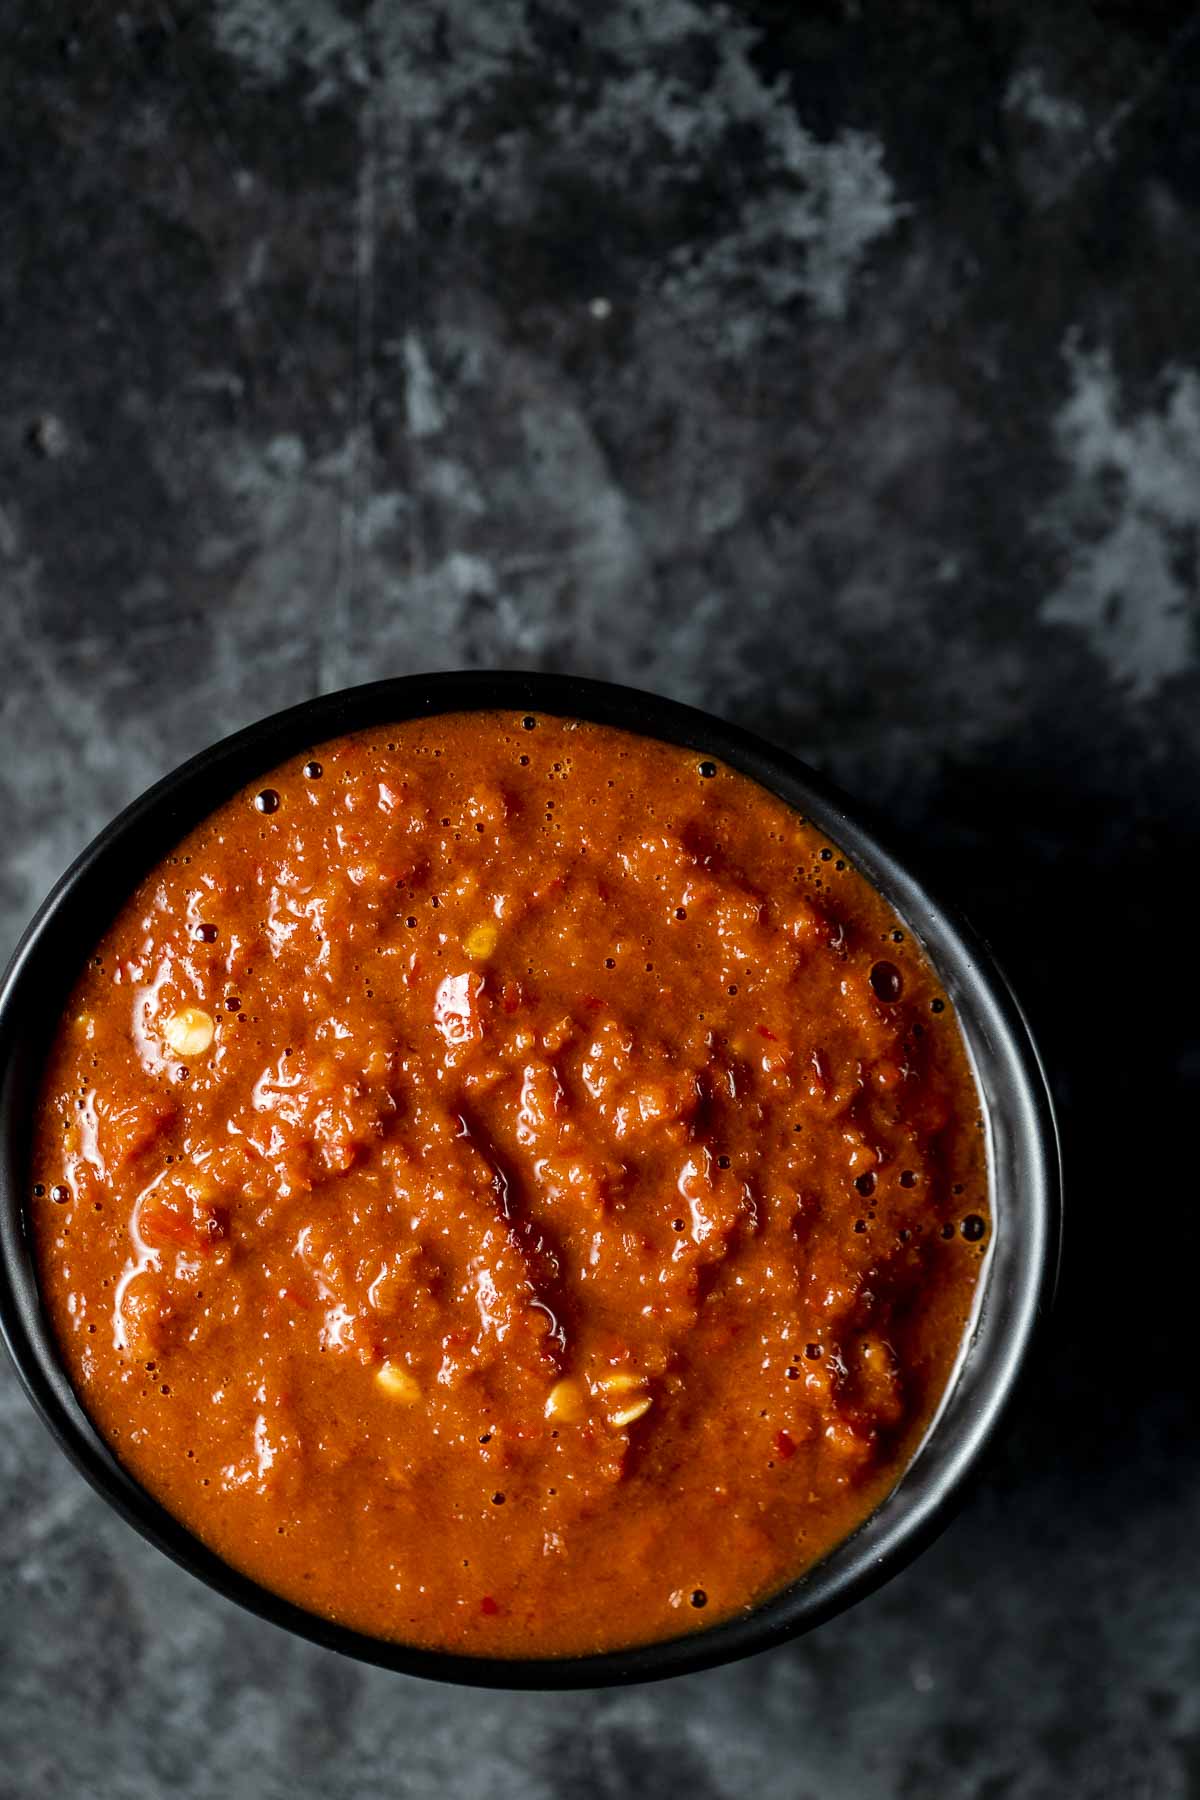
[0,671,1060,1689]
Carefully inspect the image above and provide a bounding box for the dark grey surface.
[1,3,1198,1796]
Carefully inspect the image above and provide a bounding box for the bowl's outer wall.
[0,672,1061,1689]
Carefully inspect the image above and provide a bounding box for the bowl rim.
[0,670,1061,1689]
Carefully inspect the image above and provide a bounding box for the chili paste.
[32,713,987,1656]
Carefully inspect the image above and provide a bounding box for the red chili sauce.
[32,713,987,1656]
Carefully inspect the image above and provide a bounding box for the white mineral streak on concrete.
[552,11,903,325]
[213,0,900,328]
[1041,339,1198,698]
[403,333,446,440]
[1005,65,1089,136]
[212,0,365,93]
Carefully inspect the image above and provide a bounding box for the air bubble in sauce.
[870,961,903,1003]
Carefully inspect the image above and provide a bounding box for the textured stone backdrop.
[2,3,1199,1796]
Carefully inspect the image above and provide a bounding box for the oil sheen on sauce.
[32,713,988,1657]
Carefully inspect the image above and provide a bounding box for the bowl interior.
[0,671,1060,1688]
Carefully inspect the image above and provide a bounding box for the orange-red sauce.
[32,712,987,1657]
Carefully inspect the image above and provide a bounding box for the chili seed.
[545,1378,586,1423]
[376,1362,419,1402]
[162,1007,214,1057]
[609,1394,653,1428]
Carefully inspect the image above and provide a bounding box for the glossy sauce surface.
[33,713,987,1656]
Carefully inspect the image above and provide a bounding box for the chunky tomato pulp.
[32,713,987,1657]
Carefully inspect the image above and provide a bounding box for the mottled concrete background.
[2,2,1199,1795]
